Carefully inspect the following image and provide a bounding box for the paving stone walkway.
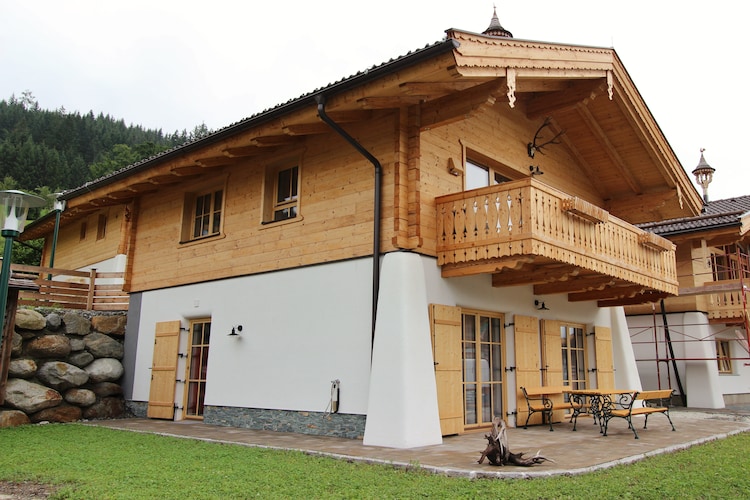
[88,407,750,479]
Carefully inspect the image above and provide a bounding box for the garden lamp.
[0,190,46,339]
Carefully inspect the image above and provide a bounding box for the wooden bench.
[520,386,581,431]
[602,389,676,439]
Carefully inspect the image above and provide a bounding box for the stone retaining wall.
[0,308,127,428]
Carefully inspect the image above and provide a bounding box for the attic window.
[96,214,107,240]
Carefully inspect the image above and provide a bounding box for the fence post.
[86,268,96,310]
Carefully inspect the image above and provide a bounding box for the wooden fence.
[9,263,129,311]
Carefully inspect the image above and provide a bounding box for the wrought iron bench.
[601,389,676,439]
[520,386,581,431]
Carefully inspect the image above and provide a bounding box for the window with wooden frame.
[181,186,225,242]
[464,148,515,191]
[262,160,300,224]
[79,222,87,241]
[96,214,107,240]
[716,340,732,374]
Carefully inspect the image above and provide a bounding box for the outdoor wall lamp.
[534,300,549,311]
[0,190,46,345]
[229,325,243,336]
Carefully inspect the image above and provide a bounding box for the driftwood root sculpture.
[478,417,555,467]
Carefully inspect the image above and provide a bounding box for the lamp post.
[0,190,46,341]
[49,196,66,270]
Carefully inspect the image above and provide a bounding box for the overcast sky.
[1,1,746,202]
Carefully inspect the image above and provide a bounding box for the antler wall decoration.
[527,117,565,158]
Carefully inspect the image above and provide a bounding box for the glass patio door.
[462,311,504,427]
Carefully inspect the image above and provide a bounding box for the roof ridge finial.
[483,5,513,38]
[692,147,715,206]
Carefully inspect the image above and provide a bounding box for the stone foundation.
[0,308,127,427]
[204,406,366,439]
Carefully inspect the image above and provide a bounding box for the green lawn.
[1,423,748,499]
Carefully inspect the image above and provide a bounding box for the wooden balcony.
[703,280,749,324]
[9,264,129,311]
[435,178,678,306]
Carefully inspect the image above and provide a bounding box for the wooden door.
[430,304,463,436]
[594,326,615,389]
[514,315,542,426]
[147,320,181,419]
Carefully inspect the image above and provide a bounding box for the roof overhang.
[21,29,703,240]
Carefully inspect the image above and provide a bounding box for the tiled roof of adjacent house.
[639,195,750,236]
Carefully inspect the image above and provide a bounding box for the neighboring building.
[21,13,703,448]
[626,152,750,409]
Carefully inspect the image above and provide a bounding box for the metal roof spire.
[692,148,715,206]
[483,5,513,38]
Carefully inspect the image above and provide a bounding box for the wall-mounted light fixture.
[447,158,463,177]
[229,325,243,336]
[529,165,543,176]
[534,300,549,311]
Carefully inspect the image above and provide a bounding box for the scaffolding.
[628,247,750,399]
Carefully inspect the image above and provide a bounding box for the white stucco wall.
[131,258,374,417]
[129,252,643,436]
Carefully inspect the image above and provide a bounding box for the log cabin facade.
[22,16,703,448]
[625,157,750,409]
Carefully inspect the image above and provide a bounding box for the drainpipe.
[315,95,381,351]
[659,299,687,406]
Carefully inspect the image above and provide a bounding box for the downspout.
[315,95,381,351]
[659,299,687,406]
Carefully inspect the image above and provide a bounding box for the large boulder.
[11,331,23,356]
[84,332,124,359]
[0,410,30,428]
[26,335,71,358]
[91,382,123,397]
[4,379,62,413]
[68,351,95,368]
[8,358,37,378]
[91,315,127,336]
[85,358,124,383]
[82,397,125,419]
[63,311,91,336]
[31,405,83,423]
[45,312,62,330]
[15,309,46,330]
[64,388,97,407]
[37,361,89,390]
[69,337,86,352]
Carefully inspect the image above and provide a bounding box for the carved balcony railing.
[704,280,748,323]
[435,178,678,298]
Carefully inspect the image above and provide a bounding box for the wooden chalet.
[626,152,750,409]
[21,12,703,447]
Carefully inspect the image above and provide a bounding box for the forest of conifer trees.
[0,91,210,202]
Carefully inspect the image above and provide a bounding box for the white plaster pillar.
[611,307,643,391]
[682,312,724,408]
[363,252,442,448]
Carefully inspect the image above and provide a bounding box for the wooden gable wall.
[44,205,129,271]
